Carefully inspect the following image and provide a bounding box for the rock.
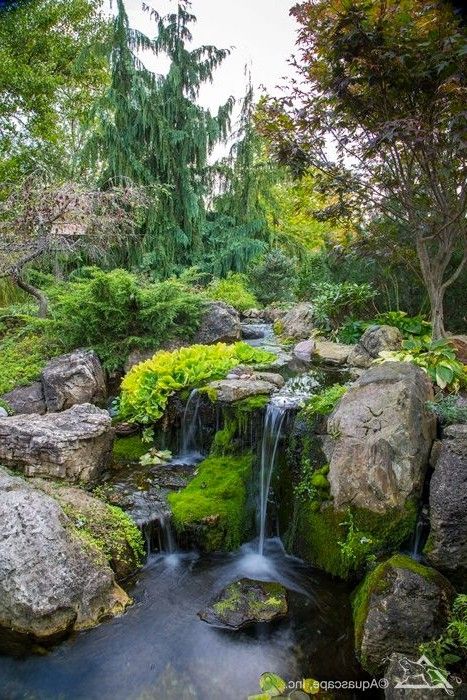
[353,554,455,674]
[292,339,316,364]
[124,348,155,373]
[278,303,314,340]
[198,578,288,630]
[206,378,277,403]
[0,403,114,483]
[241,324,265,340]
[314,340,353,366]
[425,424,467,583]
[384,652,461,699]
[447,334,467,364]
[0,468,129,640]
[193,301,241,345]
[348,325,403,368]
[1,382,46,415]
[0,407,7,418]
[41,349,106,412]
[327,362,435,512]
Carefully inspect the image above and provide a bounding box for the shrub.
[427,394,467,426]
[0,331,54,395]
[377,338,467,391]
[312,281,377,331]
[248,249,297,306]
[420,594,467,672]
[206,274,258,312]
[118,342,275,424]
[295,251,333,301]
[375,311,431,340]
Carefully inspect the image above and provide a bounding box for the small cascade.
[409,507,429,560]
[140,514,178,556]
[258,403,288,556]
[160,515,177,555]
[177,389,204,463]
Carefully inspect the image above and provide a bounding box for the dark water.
[0,539,365,700]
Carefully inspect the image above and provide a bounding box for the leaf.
[436,364,454,389]
[259,672,287,695]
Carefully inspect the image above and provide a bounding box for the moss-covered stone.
[210,396,268,456]
[112,435,148,462]
[168,455,254,552]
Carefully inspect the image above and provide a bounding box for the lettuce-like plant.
[118,342,275,423]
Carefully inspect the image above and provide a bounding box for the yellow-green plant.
[206,274,258,312]
[118,342,275,424]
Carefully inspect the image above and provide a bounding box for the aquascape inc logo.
[390,654,462,696]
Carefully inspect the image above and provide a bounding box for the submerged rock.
[279,303,315,340]
[1,382,46,415]
[41,349,106,412]
[425,424,467,584]
[0,403,114,483]
[348,324,403,368]
[193,301,241,345]
[0,468,130,641]
[198,578,288,630]
[353,554,454,674]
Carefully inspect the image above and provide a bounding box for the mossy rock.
[168,454,254,552]
[198,578,288,629]
[112,435,148,463]
[351,554,455,674]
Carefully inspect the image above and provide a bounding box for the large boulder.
[0,468,129,640]
[447,334,467,364]
[353,554,455,674]
[41,349,106,412]
[0,382,46,415]
[327,362,436,512]
[193,302,241,345]
[348,324,403,368]
[278,303,315,340]
[0,403,114,482]
[314,339,353,366]
[206,378,277,403]
[425,424,467,583]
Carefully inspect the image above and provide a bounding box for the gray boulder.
[354,554,454,674]
[41,349,106,412]
[314,339,353,366]
[206,378,277,403]
[327,362,435,512]
[198,578,288,630]
[348,324,403,368]
[425,424,467,583]
[292,339,316,364]
[0,468,129,640]
[0,403,114,482]
[279,303,315,340]
[1,382,46,415]
[193,302,241,345]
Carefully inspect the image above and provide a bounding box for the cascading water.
[258,403,288,556]
[179,389,203,462]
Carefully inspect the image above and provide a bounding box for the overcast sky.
[109,0,298,112]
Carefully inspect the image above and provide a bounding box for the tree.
[0,174,146,316]
[260,0,467,338]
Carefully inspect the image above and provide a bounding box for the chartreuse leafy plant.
[301,384,348,422]
[377,338,467,391]
[206,274,258,312]
[119,342,275,424]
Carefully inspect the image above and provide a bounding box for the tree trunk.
[11,273,49,318]
[428,285,445,340]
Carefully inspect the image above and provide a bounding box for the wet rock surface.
[198,578,288,630]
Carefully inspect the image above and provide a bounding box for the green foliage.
[49,268,204,370]
[168,454,253,551]
[338,510,376,573]
[375,311,432,340]
[312,281,377,331]
[206,274,258,312]
[0,329,54,395]
[427,394,467,426]
[112,436,148,463]
[295,251,333,300]
[248,249,297,306]
[301,384,348,422]
[378,338,467,391]
[337,319,369,345]
[119,342,275,424]
[420,595,467,672]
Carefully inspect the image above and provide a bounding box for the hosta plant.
[118,342,275,424]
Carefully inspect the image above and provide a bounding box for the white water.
[258,403,288,556]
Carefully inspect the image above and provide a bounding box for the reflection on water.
[0,539,367,700]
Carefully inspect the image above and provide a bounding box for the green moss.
[168,455,254,552]
[300,384,348,425]
[0,398,13,415]
[294,499,418,580]
[210,396,269,456]
[0,332,53,395]
[112,435,148,462]
[351,554,443,666]
[212,581,286,617]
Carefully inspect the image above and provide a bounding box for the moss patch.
[210,395,269,456]
[168,455,254,552]
[112,435,148,462]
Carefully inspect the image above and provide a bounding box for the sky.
[108,0,298,113]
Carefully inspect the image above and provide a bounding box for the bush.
[0,329,56,395]
[118,341,275,424]
[295,251,333,300]
[420,594,467,672]
[337,311,432,344]
[206,274,258,312]
[427,394,467,426]
[49,268,204,370]
[248,249,297,306]
[312,281,377,331]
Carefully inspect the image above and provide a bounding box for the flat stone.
[207,378,277,403]
[314,340,352,365]
[198,578,288,630]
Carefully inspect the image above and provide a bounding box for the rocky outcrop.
[0,382,46,415]
[193,302,241,345]
[348,325,403,368]
[41,349,106,412]
[0,468,129,640]
[425,424,467,583]
[327,362,435,512]
[279,303,315,340]
[314,339,353,366]
[198,579,288,630]
[0,403,114,482]
[353,554,454,674]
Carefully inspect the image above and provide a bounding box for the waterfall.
[160,515,176,554]
[410,509,428,560]
[258,403,288,556]
[180,389,202,458]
